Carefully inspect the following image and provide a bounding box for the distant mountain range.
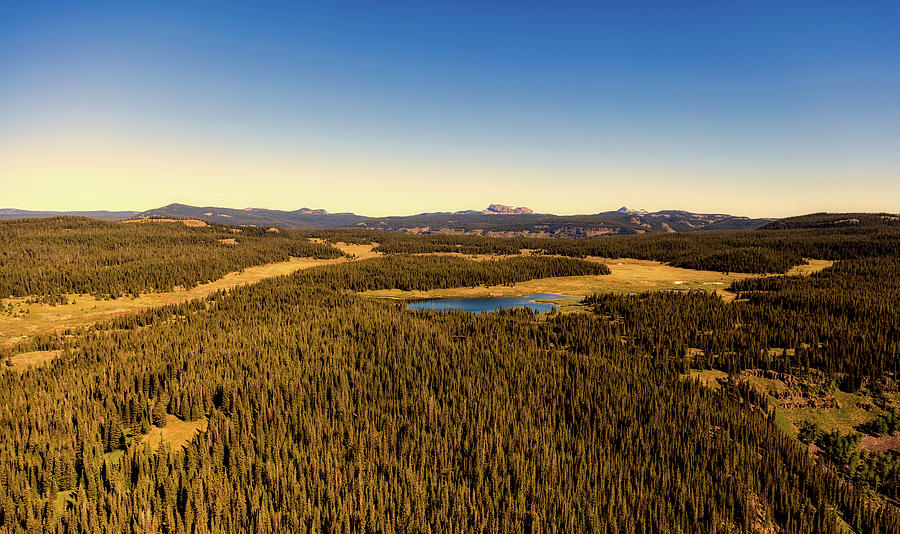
[124,203,773,237]
[0,208,138,221]
[134,204,366,228]
[10,203,898,236]
[0,203,779,236]
[480,204,535,215]
[758,212,900,230]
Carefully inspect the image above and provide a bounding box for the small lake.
[406,293,579,314]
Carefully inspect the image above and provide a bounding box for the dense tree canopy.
[311,225,900,274]
[0,218,898,532]
[292,255,608,292]
[0,217,343,299]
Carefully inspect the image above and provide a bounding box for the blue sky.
[1,2,898,216]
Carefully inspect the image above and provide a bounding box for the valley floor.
[362,257,833,301]
[0,249,831,349]
[0,242,379,348]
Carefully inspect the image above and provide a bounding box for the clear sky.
[1,2,898,217]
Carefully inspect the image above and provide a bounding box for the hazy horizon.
[2,2,898,218]
[3,200,899,220]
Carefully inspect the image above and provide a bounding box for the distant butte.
[482,204,534,215]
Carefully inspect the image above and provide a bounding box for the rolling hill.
[132,203,773,236]
[0,208,137,221]
[759,212,900,230]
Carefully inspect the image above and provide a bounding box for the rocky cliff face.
[482,204,534,215]
[131,203,773,233]
[616,206,649,216]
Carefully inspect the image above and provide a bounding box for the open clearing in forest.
[684,367,900,453]
[682,369,729,390]
[362,257,758,300]
[138,415,208,449]
[0,257,331,347]
[785,259,833,276]
[412,250,539,262]
[121,218,209,227]
[332,241,381,260]
[0,242,378,348]
[3,349,62,371]
[362,257,833,302]
[0,248,819,348]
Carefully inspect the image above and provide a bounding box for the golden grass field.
[361,258,832,301]
[121,218,208,227]
[0,249,825,349]
[412,250,538,262]
[4,349,62,370]
[0,242,379,348]
[333,242,381,260]
[682,369,729,390]
[139,414,209,450]
[785,259,834,276]
[684,366,899,454]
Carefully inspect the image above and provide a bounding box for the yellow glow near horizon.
[1,129,898,218]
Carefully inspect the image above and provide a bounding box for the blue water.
[406,293,578,314]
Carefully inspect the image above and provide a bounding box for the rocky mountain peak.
[616,206,648,216]
[483,204,534,215]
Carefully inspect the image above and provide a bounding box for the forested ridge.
[760,212,900,230]
[4,219,899,301]
[1,218,899,532]
[310,225,900,274]
[0,217,343,300]
[583,256,900,387]
[3,282,896,532]
[582,255,900,513]
[291,255,608,292]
